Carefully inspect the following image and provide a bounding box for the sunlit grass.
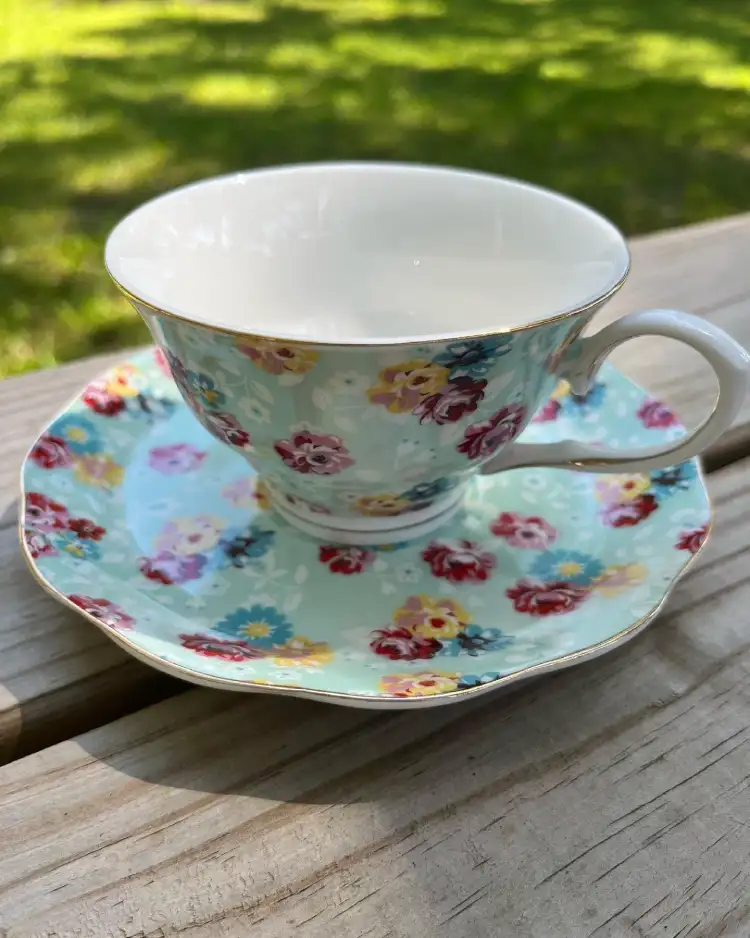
[0,0,748,375]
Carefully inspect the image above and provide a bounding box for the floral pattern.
[637,399,679,429]
[319,545,375,575]
[506,579,589,616]
[148,443,207,474]
[68,595,134,631]
[367,359,450,413]
[432,336,513,377]
[237,337,318,376]
[676,525,708,554]
[421,539,496,584]
[274,428,354,475]
[490,512,557,550]
[22,348,711,704]
[593,465,695,529]
[458,403,526,460]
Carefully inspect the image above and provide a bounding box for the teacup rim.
[105,162,632,348]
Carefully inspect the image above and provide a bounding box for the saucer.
[20,349,710,709]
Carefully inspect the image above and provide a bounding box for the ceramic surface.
[21,350,710,708]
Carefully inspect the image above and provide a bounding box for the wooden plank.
[0,457,748,938]
[0,215,748,761]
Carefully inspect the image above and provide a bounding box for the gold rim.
[110,266,630,349]
[18,456,712,707]
[105,162,631,348]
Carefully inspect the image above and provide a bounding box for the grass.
[0,0,749,376]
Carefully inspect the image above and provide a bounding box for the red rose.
[458,403,526,460]
[68,595,135,630]
[370,627,442,660]
[506,579,589,616]
[413,376,486,425]
[676,525,708,554]
[490,512,557,550]
[637,399,679,429]
[24,530,58,559]
[600,495,658,528]
[68,517,107,540]
[422,539,496,583]
[25,492,70,531]
[532,399,562,423]
[319,545,374,574]
[82,382,126,416]
[179,633,262,662]
[29,434,72,469]
[202,411,252,449]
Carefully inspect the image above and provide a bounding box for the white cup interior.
[105,163,630,344]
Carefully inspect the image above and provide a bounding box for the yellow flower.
[356,493,411,517]
[254,479,271,511]
[73,454,124,488]
[238,338,318,376]
[367,359,450,413]
[394,594,471,640]
[595,474,651,504]
[242,622,272,639]
[551,379,571,401]
[269,637,334,668]
[379,671,460,697]
[103,365,140,398]
[592,563,648,596]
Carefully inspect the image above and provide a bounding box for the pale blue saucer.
[20,350,710,708]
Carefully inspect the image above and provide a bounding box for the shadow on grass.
[0,0,749,371]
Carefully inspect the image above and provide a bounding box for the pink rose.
[319,545,374,574]
[370,627,442,661]
[532,399,562,423]
[25,492,69,532]
[490,512,557,549]
[637,399,679,429]
[421,539,496,583]
[506,579,589,616]
[274,429,354,475]
[676,525,708,554]
[413,376,486,425]
[458,403,526,460]
[29,434,72,470]
[68,595,135,630]
[600,495,658,528]
[148,443,207,474]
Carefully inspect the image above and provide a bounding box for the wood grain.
[0,215,749,760]
[0,457,748,938]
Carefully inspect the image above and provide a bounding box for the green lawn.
[1,0,748,376]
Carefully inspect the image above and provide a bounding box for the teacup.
[106,163,749,543]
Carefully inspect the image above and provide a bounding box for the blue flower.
[530,549,605,586]
[433,336,513,378]
[215,604,292,646]
[187,370,226,409]
[401,477,454,504]
[457,671,503,690]
[219,525,275,568]
[49,414,102,455]
[128,394,178,422]
[51,531,102,561]
[650,461,697,498]
[560,380,606,416]
[440,625,515,657]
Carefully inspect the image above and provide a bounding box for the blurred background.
[1,0,748,377]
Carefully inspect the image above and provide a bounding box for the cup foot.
[269,485,466,545]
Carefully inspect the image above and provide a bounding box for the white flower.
[327,371,370,395]
[239,396,271,424]
[394,562,423,584]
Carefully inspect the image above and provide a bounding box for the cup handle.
[481,309,750,475]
